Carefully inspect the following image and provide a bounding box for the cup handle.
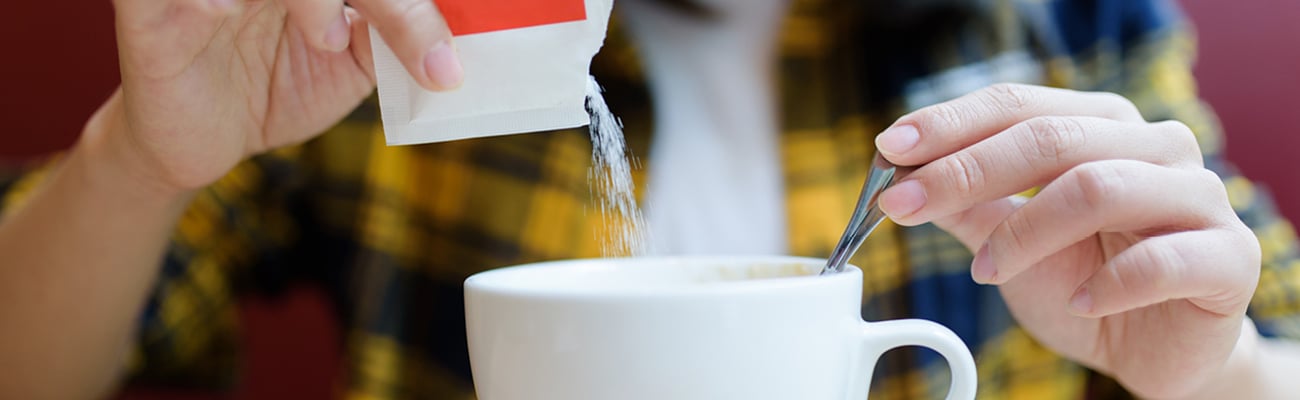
[856,319,978,400]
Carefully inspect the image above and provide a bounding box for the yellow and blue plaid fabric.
[3,0,1298,399]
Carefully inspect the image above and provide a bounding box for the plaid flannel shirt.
[3,0,1298,398]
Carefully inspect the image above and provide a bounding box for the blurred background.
[0,1,1296,399]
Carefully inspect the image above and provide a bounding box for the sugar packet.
[370,0,614,145]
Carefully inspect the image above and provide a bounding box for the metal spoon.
[821,152,914,275]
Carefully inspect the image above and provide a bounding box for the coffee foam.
[468,259,829,294]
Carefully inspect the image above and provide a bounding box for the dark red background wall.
[0,1,118,159]
[1187,0,1300,223]
[0,1,1296,399]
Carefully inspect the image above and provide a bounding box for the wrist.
[1167,318,1262,400]
[70,90,195,206]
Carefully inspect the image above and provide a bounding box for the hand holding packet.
[370,0,614,145]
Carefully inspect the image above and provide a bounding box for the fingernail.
[971,244,997,284]
[878,180,927,218]
[321,12,348,52]
[324,12,351,52]
[424,40,464,90]
[876,125,920,156]
[1070,287,1094,315]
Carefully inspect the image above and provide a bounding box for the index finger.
[349,0,463,91]
[875,84,1145,167]
[876,117,1202,226]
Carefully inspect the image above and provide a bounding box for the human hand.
[106,0,464,195]
[875,84,1261,399]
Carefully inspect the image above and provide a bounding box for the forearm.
[0,92,192,399]
[1172,318,1300,400]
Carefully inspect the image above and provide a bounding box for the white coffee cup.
[465,256,978,400]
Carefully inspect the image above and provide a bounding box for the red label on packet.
[437,0,588,36]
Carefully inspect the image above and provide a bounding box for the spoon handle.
[822,153,913,275]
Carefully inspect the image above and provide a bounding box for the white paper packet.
[370,0,614,145]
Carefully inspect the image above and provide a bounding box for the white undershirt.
[619,0,791,255]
